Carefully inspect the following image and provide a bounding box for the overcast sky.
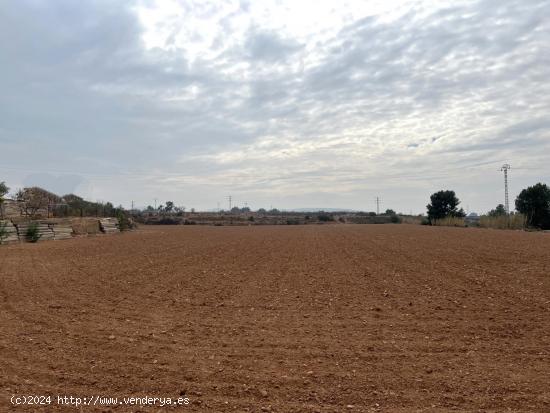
[1,0,549,213]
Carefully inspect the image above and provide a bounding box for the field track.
[1,225,549,412]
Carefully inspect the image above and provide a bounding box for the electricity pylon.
[500,164,511,214]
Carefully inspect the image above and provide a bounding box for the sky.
[1,0,549,214]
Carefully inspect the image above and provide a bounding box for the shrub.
[317,214,333,222]
[117,212,132,231]
[26,222,42,242]
[0,221,7,242]
[390,214,401,223]
[0,182,9,219]
[157,217,179,225]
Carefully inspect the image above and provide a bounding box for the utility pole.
[375,197,380,215]
[131,200,134,211]
[226,195,232,211]
[500,164,511,214]
[154,198,157,210]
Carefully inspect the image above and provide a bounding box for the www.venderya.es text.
[11,395,190,408]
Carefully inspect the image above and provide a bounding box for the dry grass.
[432,217,466,227]
[400,215,423,225]
[479,214,526,230]
[70,218,101,235]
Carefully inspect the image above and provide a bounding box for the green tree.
[426,190,465,223]
[488,204,506,217]
[0,181,9,218]
[515,183,550,229]
[165,201,174,213]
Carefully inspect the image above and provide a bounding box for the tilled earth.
[1,225,549,412]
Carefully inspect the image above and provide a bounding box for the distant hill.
[282,208,356,213]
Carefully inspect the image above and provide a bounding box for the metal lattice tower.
[500,164,511,214]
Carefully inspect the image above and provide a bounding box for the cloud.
[0,0,549,213]
[244,29,302,62]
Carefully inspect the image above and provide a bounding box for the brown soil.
[1,225,549,412]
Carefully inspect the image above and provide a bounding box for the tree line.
[427,182,550,229]
[0,183,122,219]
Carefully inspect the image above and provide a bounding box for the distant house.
[465,212,480,225]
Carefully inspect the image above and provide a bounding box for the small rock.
[260,389,268,397]
[108,335,115,340]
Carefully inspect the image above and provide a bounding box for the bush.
[117,212,132,231]
[0,221,7,242]
[317,214,333,222]
[157,217,180,225]
[390,214,401,223]
[26,222,42,242]
[286,219,300,225]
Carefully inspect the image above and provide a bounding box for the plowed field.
[1,225,549,412]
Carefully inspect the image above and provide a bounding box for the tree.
[488,204,506,217]
[384,209,396,215]
[0,181,9,218]
[515,183,550,229]
[426,190,465,223]
[165,201,174,213]
[63,194,86,217]
[16,187,61,218]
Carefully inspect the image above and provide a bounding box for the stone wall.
[0,217,122,245]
